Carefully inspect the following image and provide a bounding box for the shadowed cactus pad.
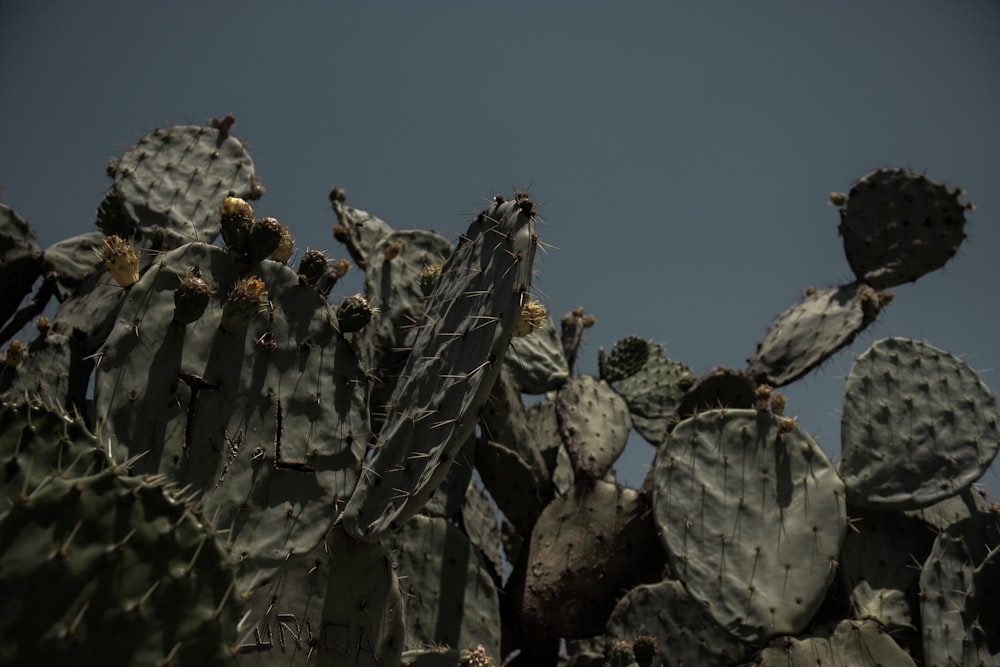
[838,337,1000,510]
[836,168,971,289]
[651,409,846,643]
[0,469,240,666]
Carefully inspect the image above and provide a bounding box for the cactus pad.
[838,337,1000,510]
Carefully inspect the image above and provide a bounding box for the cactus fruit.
[220,275,270,332]
[336,293,375,333]
[836,167,971,289]
[173,267,214,325]
[838,337,1000,510]
[247,215,286,263]
[219,195,254,255]
[651,408,847,642]
[271,223,294,263]
[96,234,140,288]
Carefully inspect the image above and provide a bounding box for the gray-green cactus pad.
[388,514,501,663]
[838,337,1000,510]
[604,579,745,667]
[0,400,109,511]
[755,619,916,666]
[518,480,666,641]
[615,341,694,446]
[237,524,405,666]
[836,168,971,289]
[112,124,259,244]
[747,282,887,387]
[94,242,368,584]
[555,375,631,480]
[506,310,569,394]
[341,197,536,541]
[0,469,240,666]
[0,203,42,328]
[651,409,846,643]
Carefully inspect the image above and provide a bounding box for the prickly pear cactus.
[110,124,260,244]
[835,167,971,289]
[651,408,846,642]
[838,337,1000,510]
[94,242,369,584]
[0,465,241,666]
[341,195,537,541]
[747,282,890,387]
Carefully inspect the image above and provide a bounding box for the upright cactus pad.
[614,340,694,446]
[0,203,43,328]
[112,124,259,244]
[836,168,971,289]
[341,196,537,541]
[94,242,369,584]
[838,337,1000,510]
[651,409,846,642]
[555,375,631,480]
[755,619,916,666]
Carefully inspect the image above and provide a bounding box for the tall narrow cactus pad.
[838,337,1000,510]
[747,282,889,387]
[111,124,259,244]
[387,514,502,663]
[0,469,240,665]
[836,168,970,289]
[506,309,569,394]
[651,409,846,642]
[341,196,537,541]
[94,242,368,583]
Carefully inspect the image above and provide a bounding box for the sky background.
[2,2,999,496]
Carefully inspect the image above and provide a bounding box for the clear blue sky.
[3,2,999,495]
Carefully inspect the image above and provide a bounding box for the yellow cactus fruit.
[4,340,26,367]
[96,235,140,288]
[270,225,295,263]
[513,298,547,338]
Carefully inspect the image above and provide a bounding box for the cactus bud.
[174,268,214,325]
[336,294,375,333]
[35,316,50,337]
[4,340,25,367]
[219,196,253,254]
[419,263,442,297]
[270,223,295,263]
[771,391,787,416]
[513,298,547,337]
[96,235,140,288]
[828,191,847,206]
[384,240,404,261]
[247,216,284,263]
[754,384,772,411]
[220,276,269,332]
[332,258,351,279]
